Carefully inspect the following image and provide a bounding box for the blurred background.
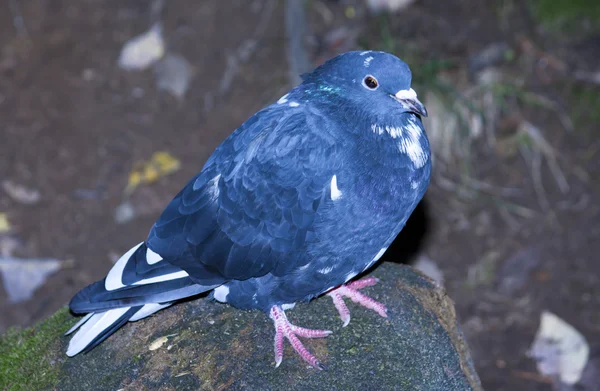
[0,0,598,389]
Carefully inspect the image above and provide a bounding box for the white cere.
[394,88,418,101]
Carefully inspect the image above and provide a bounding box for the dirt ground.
[1,1,598,390]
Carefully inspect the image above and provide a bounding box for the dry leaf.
[118,24,165,71]
[0,256,64,303]
[125,151,181,195]
[155,53,194,99]
[528,311,589,385]
[0,213,10,233]
[148,333,177,351]
[2,180,41,204]
[148,336,169,351]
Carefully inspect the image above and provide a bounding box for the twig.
[511,370,553,384]
[313,1,334,24]
[285,0,312,86]
[490,196,537,219]
[462,176,523,197]
[521,90,574,133]
[574,69,600,86]
[519,120,569,194]
[219,0,275,95]
[546,153,569,193]
[522,144,550,211]
[9,0,28,36]
[498,206,522,231]
[149,0,165,25]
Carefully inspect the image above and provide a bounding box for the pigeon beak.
[393,88,428,117]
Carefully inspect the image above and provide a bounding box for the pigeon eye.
[362,75,379,90]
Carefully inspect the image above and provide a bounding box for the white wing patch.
[330,175,342,200]
[105,242,190,291]
[146,247,162,265]
[105,242,144,291]
[132,270,189,285]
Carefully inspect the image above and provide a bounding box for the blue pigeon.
[65,50,431,370]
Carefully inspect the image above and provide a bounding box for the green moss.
[0,307,73,391]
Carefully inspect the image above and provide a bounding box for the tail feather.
[129,302,172,322]
[67,307,137,356]
[64,312,93,336]
[80,306,141,354]
[66,242,224,356]
[69,279,217,313]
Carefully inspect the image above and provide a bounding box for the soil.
[1,1,598,390]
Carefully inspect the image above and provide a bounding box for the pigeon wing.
[147,106,341,283]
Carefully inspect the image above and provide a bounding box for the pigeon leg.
[327,277,387,327]
[269,305,332,370]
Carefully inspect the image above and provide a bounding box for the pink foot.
[327,277,387,327]
[270,305,332,370]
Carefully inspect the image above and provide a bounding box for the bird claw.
[327,276,387,327]
[270,305,332,370]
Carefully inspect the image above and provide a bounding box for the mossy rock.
[0,263,482,391]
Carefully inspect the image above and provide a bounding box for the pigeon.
[65,50,431,370]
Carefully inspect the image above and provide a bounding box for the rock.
[0,263,482,390]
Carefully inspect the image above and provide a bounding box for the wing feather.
[147,106,340,284]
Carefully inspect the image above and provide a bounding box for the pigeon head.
[301,50,427,119]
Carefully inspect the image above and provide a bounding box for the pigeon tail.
[66,242,219,356]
